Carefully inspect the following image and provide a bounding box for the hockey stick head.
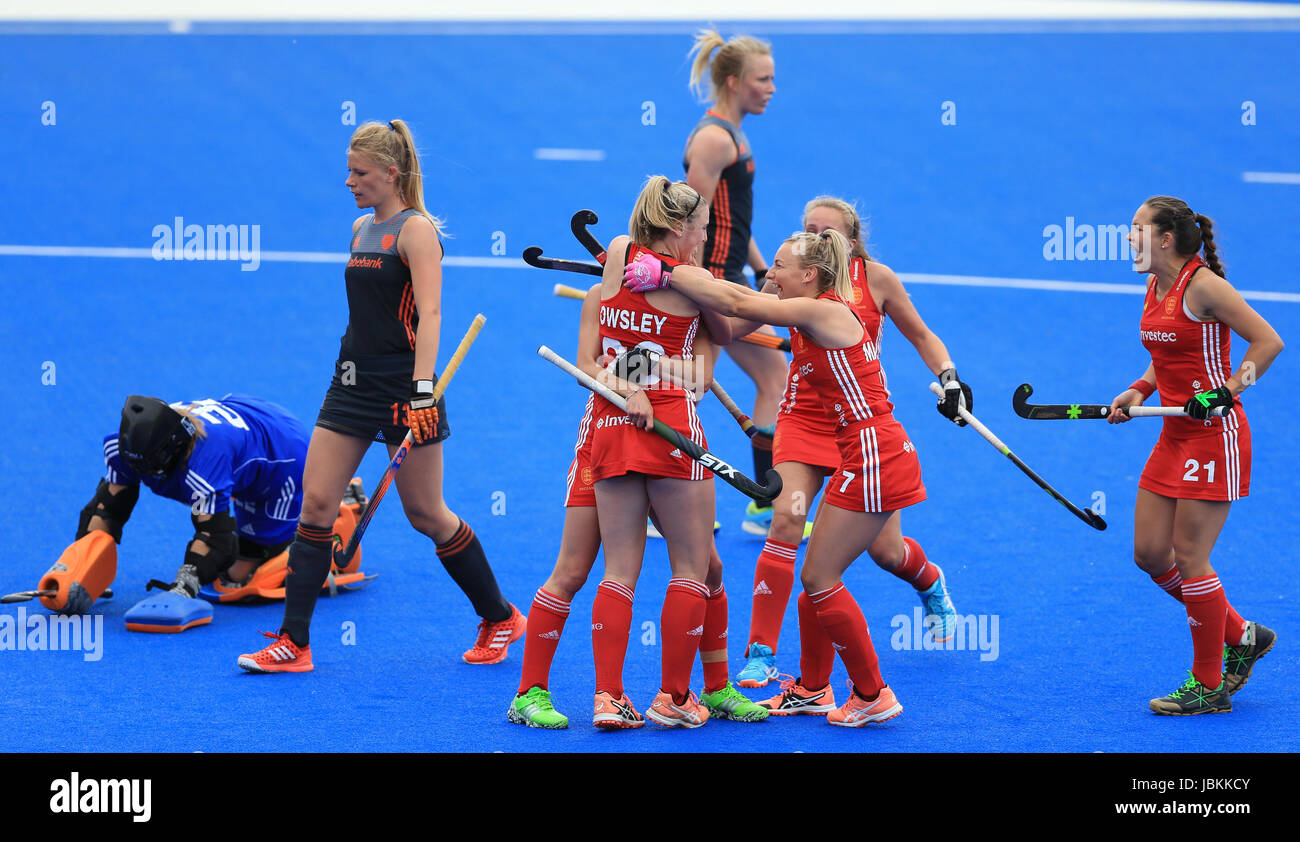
[1012,383,1035,419]
[757,468,783,501]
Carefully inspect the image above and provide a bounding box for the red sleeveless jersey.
[779,257,888,430]
[788,290,894,436]
[1140,254,1245,434]
[590,246,708,483]
[598,245,700,396]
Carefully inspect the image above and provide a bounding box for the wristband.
[1128,379,1155,399]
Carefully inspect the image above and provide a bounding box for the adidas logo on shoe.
[754,580,773,596]
[687,625,704,636]
[538,629,561,639]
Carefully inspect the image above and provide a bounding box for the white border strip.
[3,245,1295,301]
[1243,171,1300,185]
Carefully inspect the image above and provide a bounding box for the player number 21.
[1182,459,1216,483]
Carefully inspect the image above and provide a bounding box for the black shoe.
[1223,622,1276,695]
[1149,672,1232,716]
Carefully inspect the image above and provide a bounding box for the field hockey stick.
[523,246,603,276]
[549,280,791,352]
[337,314,487,566]
[2,587,113,604]
[929,382,1106,531]
[709,380,774,447]
[570,214,792,354]
[571,209,607,264]
[1012,383,1227,420]
[553,283,587,300]
[538,345,783,501]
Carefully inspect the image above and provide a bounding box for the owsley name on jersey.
[600,306,668,335]
[1141,329,1178,343]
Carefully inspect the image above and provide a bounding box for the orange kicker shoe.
[238,631,313,673]
[827,683,902,727]
[462,604,527,665]
[757,675,837,715]
[645,690,710,728]
[593,691,645,730]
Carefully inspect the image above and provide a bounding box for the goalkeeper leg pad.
[125,591,213,633]
[39,532,117,615]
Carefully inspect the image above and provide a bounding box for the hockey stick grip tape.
[553,284,587,300]
[929,381,1010,454]
[709,380,756,434]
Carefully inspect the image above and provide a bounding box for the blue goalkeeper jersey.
[102,394,309,543]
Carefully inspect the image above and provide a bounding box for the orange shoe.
[238,631,313,673]
[462,604,527,665]
[645,690,710,728]
[827,683,902,727]
[593,691,645,729]
[757,675,837,715]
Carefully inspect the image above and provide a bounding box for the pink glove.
[624,252,673,292]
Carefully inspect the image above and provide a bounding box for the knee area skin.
[800,569,835,595]
[545,559,594,599]
[300,492,343,527]
[768,511,805,545]
[408,507,460,543]
[867,541,905,571]
[1132,545,1173,576]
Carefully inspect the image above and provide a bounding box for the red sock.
[661,578,709,703]
[749,538,797,653]
[1224,604,1247,646]
[809,583,884,698]
[1181,574,1229,689]
[1152,566,1184,603]
[890,536,939,592]
[1154,566,1247,645]
[797,591,836,690]
[591,580,634,697]
[516,587,570,694]
[702,585,729,693]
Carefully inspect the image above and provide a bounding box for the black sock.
[752,439,774,508]
[278,522,334,647]
[436,519,510,622]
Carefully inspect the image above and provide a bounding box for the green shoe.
[1149,672,1231,716]
[507,687,569,729]
[701,681,770,722]
[1223,622,1276,695]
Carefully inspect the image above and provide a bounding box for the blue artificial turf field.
[1,21,1297,752]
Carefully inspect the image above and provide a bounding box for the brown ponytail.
[1144,196,1224,279]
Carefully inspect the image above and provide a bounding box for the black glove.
[611,346,660,386]
[1184,387,1233,420]
[936,368,973,426]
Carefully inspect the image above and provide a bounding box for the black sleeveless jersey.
[684,110,755,284]
[340,208,425,357]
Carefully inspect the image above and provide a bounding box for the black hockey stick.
[2,587,113,604]
[1013,382,1223,420]
[571,209,606,264]
[522,246,603,276]
[931,382,1105,531]
[539,345,783,501]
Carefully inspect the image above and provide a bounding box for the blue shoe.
[736,643,779,688]
[917,565,957,643]
[742,501,774,536]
